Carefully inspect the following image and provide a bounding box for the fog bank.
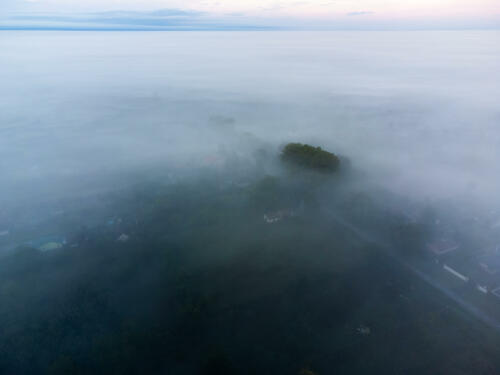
[1,30,499,214]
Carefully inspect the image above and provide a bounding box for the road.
[321,207,500,332]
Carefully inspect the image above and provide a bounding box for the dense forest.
[0,144,499,374]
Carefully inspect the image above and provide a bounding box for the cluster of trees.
[281,143,340,173]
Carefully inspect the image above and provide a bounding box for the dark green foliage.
[0,173,499,375]
[249,175,291,211]
[392,221,428,255]
[281,143,340,173]
[202,353,236,375]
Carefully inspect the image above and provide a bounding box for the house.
[263,209,295,224]
[117,233,130,242]
[478,251,500,275]
[491,286,500,299]
[476,284,488,294]
[356,325,371,335]
[472,249,500,296]
[39,242,63,251]
[460,250,500,295]
[27,235,66,252]
[427,239,460,256]
[443,263,469,282]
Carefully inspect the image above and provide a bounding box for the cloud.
[347,11,374,16]
[1,5,498,31]
[92,9,205,18]
[0,8,275,30]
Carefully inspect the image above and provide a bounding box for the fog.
[1,30,500,374]
[2,31,499,212]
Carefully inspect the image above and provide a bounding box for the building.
[427,238,460,256]
[263,209,295,224]
[478,252,500,275]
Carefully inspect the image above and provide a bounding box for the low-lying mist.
[0,29,500,374]
[1,31,499,216]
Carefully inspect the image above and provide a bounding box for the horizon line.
[2,26,499,31]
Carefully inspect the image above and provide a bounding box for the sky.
[1,0,499,30]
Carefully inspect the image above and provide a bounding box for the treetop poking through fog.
[281,143,340,173]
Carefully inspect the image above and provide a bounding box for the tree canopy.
[281,143,340,173]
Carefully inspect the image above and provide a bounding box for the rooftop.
[427,239,460,256]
